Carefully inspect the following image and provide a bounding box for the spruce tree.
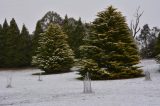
[32,24,74,73]
[18,24,31,66]
[5,18,20,67]
[62,15,76,48]
[1,19,9,67]
[155,33,160,56]
[79,6,142,80]
[71,18,86,58]
[62,16,86,58]
[32,20,43,56]
[0,24,3,67]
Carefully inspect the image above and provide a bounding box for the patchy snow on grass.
[0,59,160,106]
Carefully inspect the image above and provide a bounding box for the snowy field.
[0,59,160,106]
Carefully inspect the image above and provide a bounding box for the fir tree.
[5,18,20,67]
[32,20,43,56]
[155,32,160,56]
[1,19,9,67]
[0,24,3,67]
[62,16,86,58]
[71,18,86,58]
[2,19,9,33]
[79,6,142,80]
[32,24,74,73]
[18,24,32,66]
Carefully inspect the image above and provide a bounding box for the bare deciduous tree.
[130,6,144,38]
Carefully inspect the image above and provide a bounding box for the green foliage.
[0,24,3,66]
[79,59,111,80]
[79,6,142,80]
[62,16,87,58]
[0,19,9,67]
[32,24,74,73]
[4,18,20,67]
[137,24,156,58]
[36,12,87,58]
[32,20,43,56]
[18,24,32,66]
[155,54,160,63]
[154,30,160,57]
[0,19,32,68]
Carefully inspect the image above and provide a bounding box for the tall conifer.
[32,20,43,56]
[79,6,142,79]
[18,24,31,66]
[5,18,20,67]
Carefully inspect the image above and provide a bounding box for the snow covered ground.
[0,59,160,106]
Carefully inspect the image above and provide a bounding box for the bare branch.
[130,6,144,38]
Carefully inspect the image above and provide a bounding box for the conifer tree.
[72,18,86,58]
[0,24,3,67]
[5,18,20,67]
[18,24,31,66]
[32,24,74,73]
[62,16,86,58]
[155,33,160,56]
[32,20,43,56]
[79,6,142,80]
[1,19,9,67]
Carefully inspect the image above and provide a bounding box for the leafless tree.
[130,6,144,38]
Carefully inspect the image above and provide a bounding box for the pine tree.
[71,18,86,58]
[62,16,76,48]
[32,24,74,73]
[0,24,3,67]
[79,6,142,80]
[5,18,20,67]
[32,20,43,56]
[18,24,32,66]
[1,19,9,67]
[155,32,160,56]
[62,16,86,58]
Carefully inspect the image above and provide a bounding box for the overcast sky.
[0,0,159,33]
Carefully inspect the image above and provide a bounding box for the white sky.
[0,0,159,33]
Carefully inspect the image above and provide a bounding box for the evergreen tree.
[32,24,74,73]
[62,16,86,58]
[62,15,77,52]
[2,19,9,32]
[0,24,3,67]
[5,18,20,67]
[32,20,43,56]
[137,24,151,58]
[1,19,9,67]
[79,6,142,80]
[71,18,86,58]
[155,32,160,56]
[136,24,159,58]
[18,24,32,66]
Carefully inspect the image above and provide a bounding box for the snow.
[0,59,160,106]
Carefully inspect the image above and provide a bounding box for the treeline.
[1,10,160,68]
[0,11,88,68]
[0,19,31,67]
[136,24,160,58]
